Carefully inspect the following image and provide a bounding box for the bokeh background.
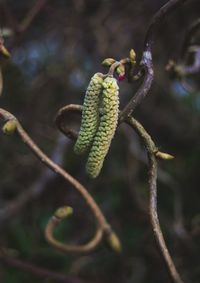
[0,0,200,282]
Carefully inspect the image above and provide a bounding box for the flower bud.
[102,58,116,67]
[2,120,17,135]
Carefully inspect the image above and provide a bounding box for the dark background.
[0,0,200,282]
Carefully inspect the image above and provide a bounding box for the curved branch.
[54,103,184,281]
[45,206,103,254]
[55,104,81,140]
[0,108,113,253]
[120,0,188,120]
[126,117,184,283]
[181,18,200,59]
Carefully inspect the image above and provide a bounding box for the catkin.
[86,76,119,178]
[74,73,103,155]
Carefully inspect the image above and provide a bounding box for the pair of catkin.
[74,73,119,178]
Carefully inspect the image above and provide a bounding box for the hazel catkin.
[74,73,103,155]
[86,76,119,178]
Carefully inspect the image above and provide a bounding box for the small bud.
[102,58,116,67]
[116,64,125,76]
[0,45,11,58]
[54,206,73,220]
[129,49,136,63]
[118,74,125,81]
[107,232,122,253]
[2,120,17,135]
[155,151,174,160]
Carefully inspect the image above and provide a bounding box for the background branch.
[0,251,86,283]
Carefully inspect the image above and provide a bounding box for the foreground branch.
[45,206,103,254]
[54,103,185,283]
[0,108,116,254]
[120,0,188,120]
[126,117,184,283]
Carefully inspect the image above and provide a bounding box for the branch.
[181,18,200,59]
[120,0,188,120]
[126,117,184,283]
[55,103,184,282]
[55,104,81,140]
[45,206,103,254]
[18,0,48,33]
[0,134,69,224]
[2,0,48,34]
[0,250,86,283]
[0,108,117,254]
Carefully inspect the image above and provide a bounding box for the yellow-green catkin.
[86,76,119,178]
[74,73,103,155]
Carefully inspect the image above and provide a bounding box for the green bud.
[129,49,136,64]
[0,45,11,58]
[86,76,119,178]
[2,120,17,135]
[116,64,125,76]
[54,206,73,220]
[74,73,103,155]
[102,58,116,67]
[106,232,122,253]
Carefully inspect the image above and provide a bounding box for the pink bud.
[118,74,125,81]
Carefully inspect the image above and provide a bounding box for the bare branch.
[181,18,200,59]
[18,0,48,33]
[120,0,189,120]
[0,108,115,254]
[2,0,48,34]
[126,116,185,283]
[0,135,69,224]
[45,206,103,254]
[55,104,81,140]
[0,250,87,283]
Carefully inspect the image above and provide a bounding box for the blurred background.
[0,0,200,282]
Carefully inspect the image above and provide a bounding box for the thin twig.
[0,252,86,283]
[45,207,103,254]
[54,103,185,282]
[0,108,113,254]
[181,18,200,59]
[120,0,188,120]
[2,0,48,34]
[126,116,184,283]
[0,134,69,224]
[18,0,48,33]
[55,104,81,140]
